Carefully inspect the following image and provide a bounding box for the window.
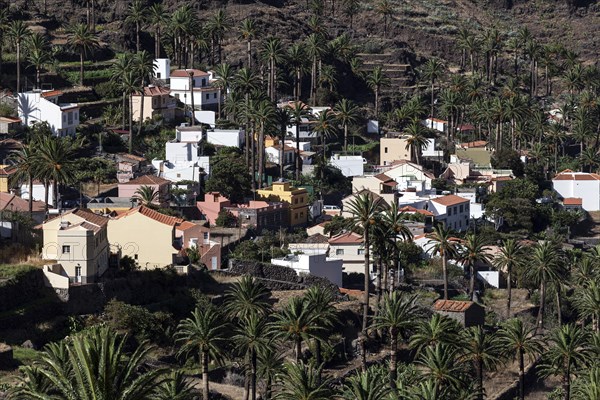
[294,198,298,204]
[336,249,344,255]
[300,212,304,217]
[63,114,66,122]
[202,78,206,86]
[448,208,452,216]
[459,204,463,213]
[358,249,365,255]
[206,94,210,100]
[134,254,138,260]
[62,245,70,254]
[454,206,458,214]
[384,147,388,153]
[175,93,180,100]
[203,232,209,240]
[176,173,181,178]
[157,72,161,79]
[213,93,217,99]
[294,213,298,219]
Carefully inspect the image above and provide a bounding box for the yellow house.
[380,136,411,166]
[39,209,110,284]
[0,165,15,193]
[131,86,176,122]
[257,181,309,227]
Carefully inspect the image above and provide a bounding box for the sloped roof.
[41,208,109,229]
[0,116,21,123]
[171,69,209,78]
[374,173,393,182]
[117,205,184,226]
[433,300,479,312]
[431,194,469,207]
[553,170,600,181]
[41,90,63,98]
[303,233,330,244]
[121,174,170,186]
[459,140,487,148]
[135,86,171,96]
[563,197,583,206]
[399,205,434,217]
[329,231,362,245]
[0,193,45,212]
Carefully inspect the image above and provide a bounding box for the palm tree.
[110,53,134,130]
[376,0,394,37]
[408,313,461,356]
[288,43,306,101]
[35,136,77,210]
[421,58,445,125]
[366,66,389,119]
[289,101,310,180]
[258,347,284,400]
[148,3,166,58]
[497,318,543,400]
[312,109,337,184]
[416,344,465,397]
[427,224,458,300]
[270,296,320,361]
[233,315,271,400]
[151,371,196,400]
[539,324,592,400]
[572,367,600,400]
[304,286,338,380]
[261,37,285,102]
[254,100,277,189]
[342,0,360,29]
[133,185,159,206]
[27,47,51,89]
[493,239,525,318]
[133,50,156,138]
[459,326,501,400]
[7,20,31,92]
[11,326,162,399]
[224,275,271,320]
[0,9,9,77]
[341,366,391,400]
[345,192,385,370]
[372,291,421,389]
[381,202,412,290]
[213,63,233,119]
[458,234,491,300]
[126,0,146,52]
[121,70,142,152]
[275,361,332,400]
[239,18,257,68]
[9,144,40,216]
[527,240,565,332]
[67,23,99,86]
[334,99,360,152]
[573,281,600,332]
[305,33,324,104]
[175,307,228,400]
[404,120,429,165]
[207,9,230,65]
[275,108,293,179]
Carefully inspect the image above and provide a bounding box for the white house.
[169,69,222,110]
[17,89,79,136]
[329,154,366,177]
[271,253,342,287]
[328,231,371,275]
[423,117,447,133]
[153,58,170,81]
[152,127,210,182]
[265,144,295,166]
[21,181,55,206]
[553,169,600,211]
[382,160,436,194]
[206,128,245,148]
[428,194,471,232]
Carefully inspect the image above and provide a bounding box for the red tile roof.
[41,90,63,98]
[431,194,469,207]
[460,140,487,148]
[563,197,583,206]
[117,205,184,226]
[329,231,363,245]
[374,173,392,182]
[0,116,21,123]
[171,69,209,78]
[121,174,170,186]
[399,205,434,217]
[0,193,45,212]
[433,300,478,312]
[134,86,171,96]
[553,170,600,181]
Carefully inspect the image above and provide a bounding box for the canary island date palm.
[225,275,271,320]
[572,366,600,400]
[271,296,321,362]
[458,233,491,301]
[7,20,31,92]
[10,326,163,400]
[493,239,525,318]
[409,313,461,356]
[497,318,543,400]
[304,286,338,382]
[372,291,422,390]
[175,307,228,400]
[346,192,385,369]
[427,224,458,300]
[459,326,502,400]
[274,361,332,400]
[150,370,196,400]
[334,98,360,152]
[341,365,391,400]
[234,314,272,400]
[67,23,99,86]
[573,280,600,333]
[133,185,159,206]
[539,324,592,400]
[417,344,466,397]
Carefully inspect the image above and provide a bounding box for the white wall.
[271,254,342,287]
[207,129,244,148]
[153,59,170,80]
[329,155,365,177]
[477,271,500,288]
[195,110,216,127]
[553,179,600,211]
[17,92,79,136]
[21,182,54,205]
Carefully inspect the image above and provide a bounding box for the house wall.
[328,243,367,275]
[265,147,294,165]
[118,183,169,206]
[21,182,54,205]
[153,59,170,80]
[271,254,342,287]
[380,137,411,166]
[329,155,365,177]
[206,129,244,148]
[352,176,383,194]
[384,163,433,191]
[257,182,308,227]
[428,200,470,232]
[17,92,79,136]
[56,228,109,284]
[108,212,177,268]
[132,93,176,122]
[553,180,600,211]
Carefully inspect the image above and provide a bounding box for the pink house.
[118,175,171,207]
[197,192,232,225]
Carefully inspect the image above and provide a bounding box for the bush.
[94,81,119,99]
[103,299,174,344]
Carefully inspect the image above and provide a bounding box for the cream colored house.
[328,232,372,275]
[108,206,220,270]
[380,136,411,166]
[39,209,109,284]
[131,86,176,122]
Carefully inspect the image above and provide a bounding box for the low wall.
[42,265,69,290]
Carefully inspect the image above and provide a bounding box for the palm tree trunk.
[563,362,570,400]
[137,91,145,138]
[295,123,301,180]
[477,359,484,400]
[442,253,449,300]
[295,338,301,362]
[202,350,209,400]
[251,349,257,400]
[361,226,370,371]
[43,180,49,218]
[279,142,284,179]
[136,22,140,52]
[91,0,96,32]
[469,262,476,300]
[518,348,525,400]
[296,68,301,100]
[315,339,322,383]
[79,50,85,86]
[375,87,379,119]
[36,67,41,89]
[258,125,264,189]
[507,266,512,318]
[536,280,546,333]
[122,92,127,130]
[247,40,252,68]
[344,124,348,152]
[556,287,562,326]
[16,43,21,92]
[129,94,134,153]
[155,27,160,58]
[389,328,397,390]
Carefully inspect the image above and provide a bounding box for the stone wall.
[225,259,339,295]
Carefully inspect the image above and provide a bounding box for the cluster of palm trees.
[10,274,600,399]
[10,126,78,215]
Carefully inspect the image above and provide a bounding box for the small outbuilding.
[433,299,485,327]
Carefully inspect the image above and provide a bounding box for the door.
[211,257,218,270]
[75,266,82,283]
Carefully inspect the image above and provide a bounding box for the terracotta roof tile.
[553,171,600,181]
[399,205,434,217]
[0,193,45,212]
[122,174,170,186]
[0,116,21,123]
[117,206,183,226]
[563,197,583,206]
[431,194,469,207]
[374,173,392,182]
[41,90,63,98]
[433,300,477,312]
[329,232,362,244]
[171,69,209,78]
[134,86,171,96]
